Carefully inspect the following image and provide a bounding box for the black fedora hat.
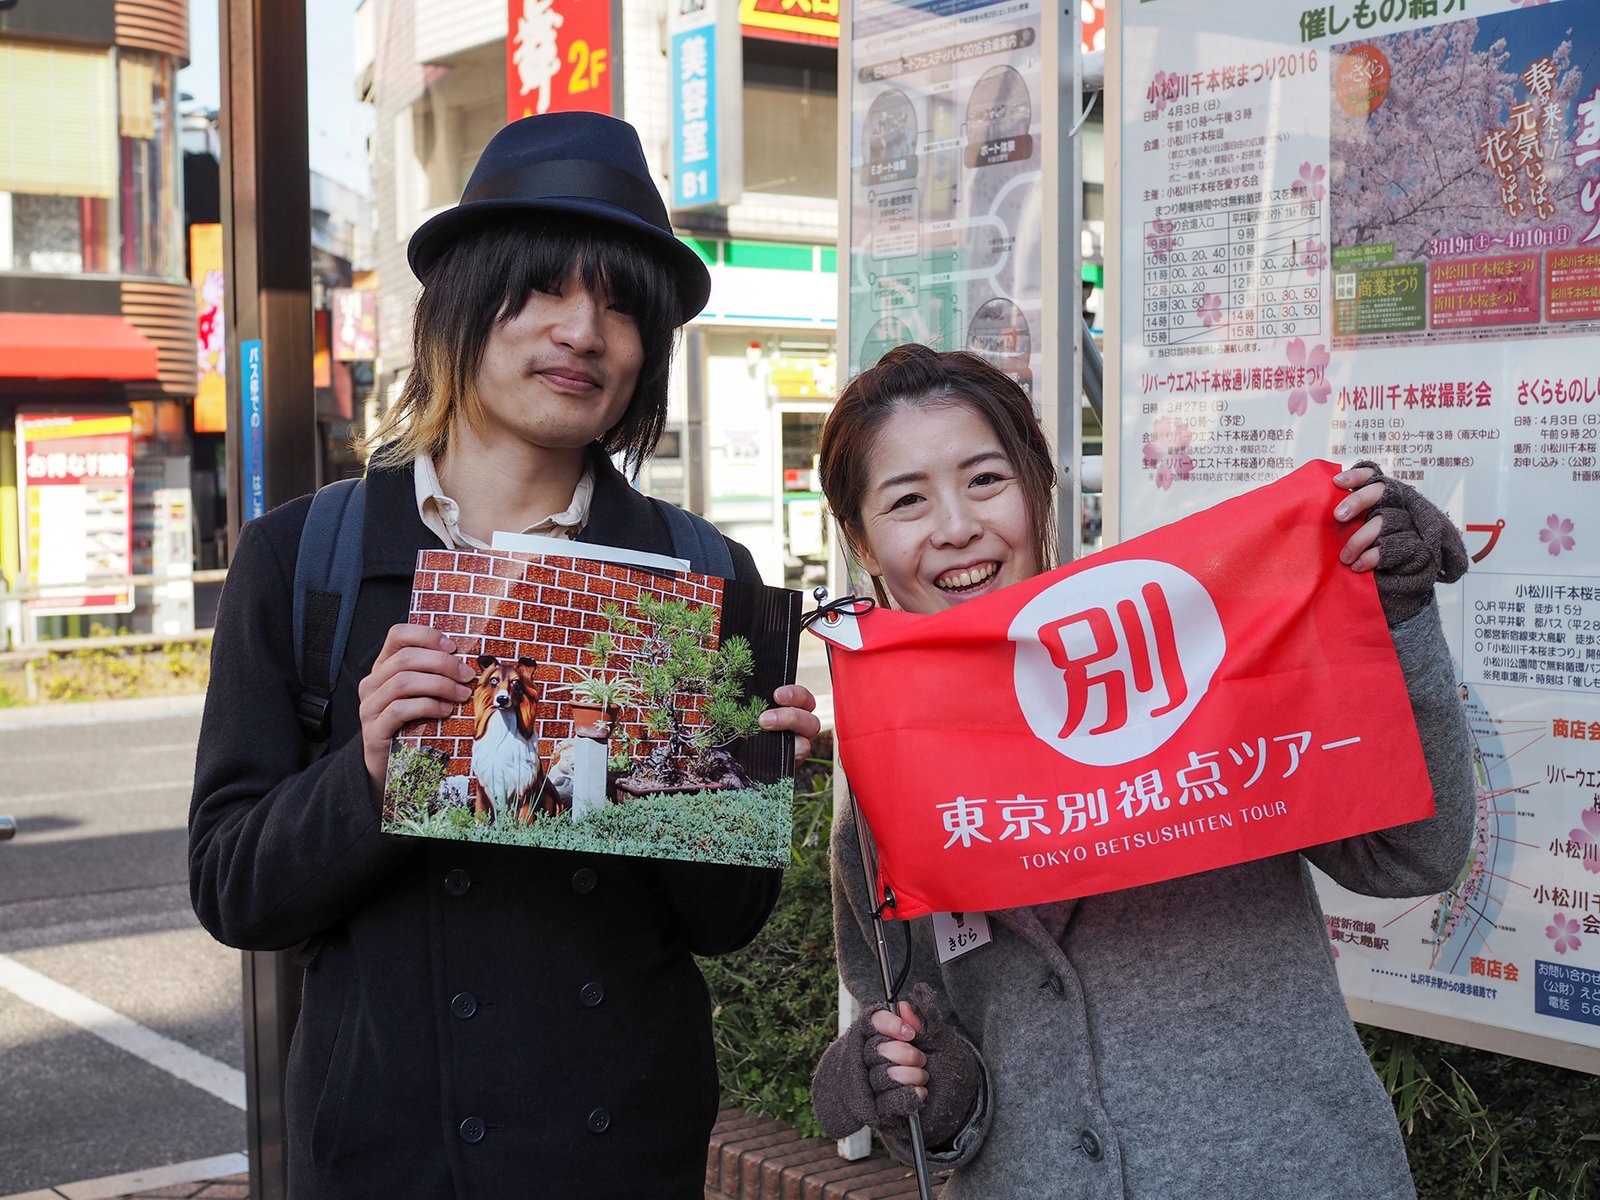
[406,111,712,324]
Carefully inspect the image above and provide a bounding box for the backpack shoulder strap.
[649,497,735,579]
[292,477,367,743]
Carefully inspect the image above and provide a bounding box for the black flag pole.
[848,793,937,1200]
[808,586,935,1200]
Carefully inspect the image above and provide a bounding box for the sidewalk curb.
[0,1154,246,1200]
[0,694,206,728]
[5,1109,919,1200]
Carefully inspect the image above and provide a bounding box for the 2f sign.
[1010,560,1226,767]
[507,0,614,120]
[567,38,607,98]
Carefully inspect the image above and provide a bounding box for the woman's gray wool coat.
[833,599,1475,1200]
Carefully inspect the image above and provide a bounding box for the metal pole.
[219,0,318,525]
[684,326,708,515]
[848,794,936,1200]
[218,2,315,1198]
[1081,316,1104,423]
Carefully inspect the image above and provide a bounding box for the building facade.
[356,0,841,588]
[0,0,197,644]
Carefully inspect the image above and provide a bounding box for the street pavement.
[0,700,245,1199]
[0,635,833,1199]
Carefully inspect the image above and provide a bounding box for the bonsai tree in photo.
[596,593,769,790]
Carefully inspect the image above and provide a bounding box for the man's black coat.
[189,453,782,1199]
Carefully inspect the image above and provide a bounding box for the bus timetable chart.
[1143,200,1324,352]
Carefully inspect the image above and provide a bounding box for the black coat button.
[571,867,597,894]
[450,992,477,1019]
[587,1107,611,1134]
[444,869,471,896]
[1046,973,1066,997]
[459,1116,486,1143]
[579,981,605,1007]
[1080,1128,1103,1160]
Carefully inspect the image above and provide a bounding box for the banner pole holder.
[849,796,936,1200]
[812,584,935,1200]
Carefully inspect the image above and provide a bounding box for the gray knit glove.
[1353,461,1469,626]
[811,982,982,1148]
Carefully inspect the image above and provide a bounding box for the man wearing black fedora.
[190,112,820,1199]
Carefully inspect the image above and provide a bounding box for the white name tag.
[931,910,992,963]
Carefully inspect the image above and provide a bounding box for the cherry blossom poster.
[1108,0,1600,1069]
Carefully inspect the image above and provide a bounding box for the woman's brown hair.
[817,343,1058,603]
[364,214,682,474]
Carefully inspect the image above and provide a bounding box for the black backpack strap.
[292,477,367,743]
[650,497,735,578]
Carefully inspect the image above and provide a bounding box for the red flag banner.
[812,461,1433,919]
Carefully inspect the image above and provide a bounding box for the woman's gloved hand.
[1334,461,1469,625]
[811,982,982,1148]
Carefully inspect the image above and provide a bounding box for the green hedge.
[701,739,838,1136]
[1,635,210,705]
[1364,1025,1599,1199]
[704,734,1600,1191]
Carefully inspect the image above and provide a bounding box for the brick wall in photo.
[399,549,725,780]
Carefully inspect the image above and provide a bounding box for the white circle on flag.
[1008,558,1225,767]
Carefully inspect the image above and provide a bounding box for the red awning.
[0,313,161,381]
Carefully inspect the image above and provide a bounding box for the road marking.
[7,779,192,805]
[0,954,245,1110]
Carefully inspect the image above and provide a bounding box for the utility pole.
[218,2,315,1197]
[220,0,317,528]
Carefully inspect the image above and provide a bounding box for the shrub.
[702,734,838,1136]
[24,637,210,703]
[1366,1025,1600,1199]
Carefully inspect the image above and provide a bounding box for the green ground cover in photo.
[383,739,792,870]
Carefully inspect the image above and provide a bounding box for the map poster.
[1108,0,1600,1069]
[844,0,1046,393]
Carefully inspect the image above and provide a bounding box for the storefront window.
[777,394,832,591]
[6,193,115,273]
[742,40,836,198]
[0,39,119,274]
[118,51,184,279]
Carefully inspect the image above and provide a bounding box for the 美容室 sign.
[670,0,741,211]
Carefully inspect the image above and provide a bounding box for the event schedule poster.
[846,0,1045,388]
[1114,0,1600,1059]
